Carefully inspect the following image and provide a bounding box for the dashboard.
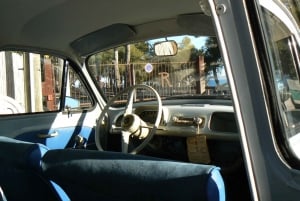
[111,100,239,141]
[106,99,242,172]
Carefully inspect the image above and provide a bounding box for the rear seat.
[0,136,69,201]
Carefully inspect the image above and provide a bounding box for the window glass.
[87,35,229,106]
[259,1,300,160]
[65,66,93,109]
[0,52,63,114]
[0,51,92,114]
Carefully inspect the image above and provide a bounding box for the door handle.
[37,131,59,138]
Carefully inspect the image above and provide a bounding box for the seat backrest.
[0,136,69,201]
[41,149,225,201]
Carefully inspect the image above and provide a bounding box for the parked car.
[0,0,299,201]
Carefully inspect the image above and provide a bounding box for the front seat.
[0,136,69,201]
[41,149,225,201]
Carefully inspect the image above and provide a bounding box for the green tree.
[171,36,195,63]
[201,37,222,86]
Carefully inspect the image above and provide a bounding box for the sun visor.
[71,24,136,56]
[177,13,214,35]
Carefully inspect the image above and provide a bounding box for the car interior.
[0,0,254,201]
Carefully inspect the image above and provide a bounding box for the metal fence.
[90,61,204,100]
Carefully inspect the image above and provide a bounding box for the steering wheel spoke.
[124,88,136,115]
[121,131,131,153]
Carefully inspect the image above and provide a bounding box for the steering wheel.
[95,84,162,154]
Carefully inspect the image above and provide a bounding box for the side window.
[259,4,300,160]
[0,51,93,115]
[65,66,93,110]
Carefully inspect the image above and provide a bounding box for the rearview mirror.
[154,41,178,56]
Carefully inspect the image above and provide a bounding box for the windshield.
[87,35,229,103]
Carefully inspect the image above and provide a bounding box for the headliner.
[0,0,212,60]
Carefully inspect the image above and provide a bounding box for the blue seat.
[0,136,69,201]
[41,149,225,201]
[0,136,225,201]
